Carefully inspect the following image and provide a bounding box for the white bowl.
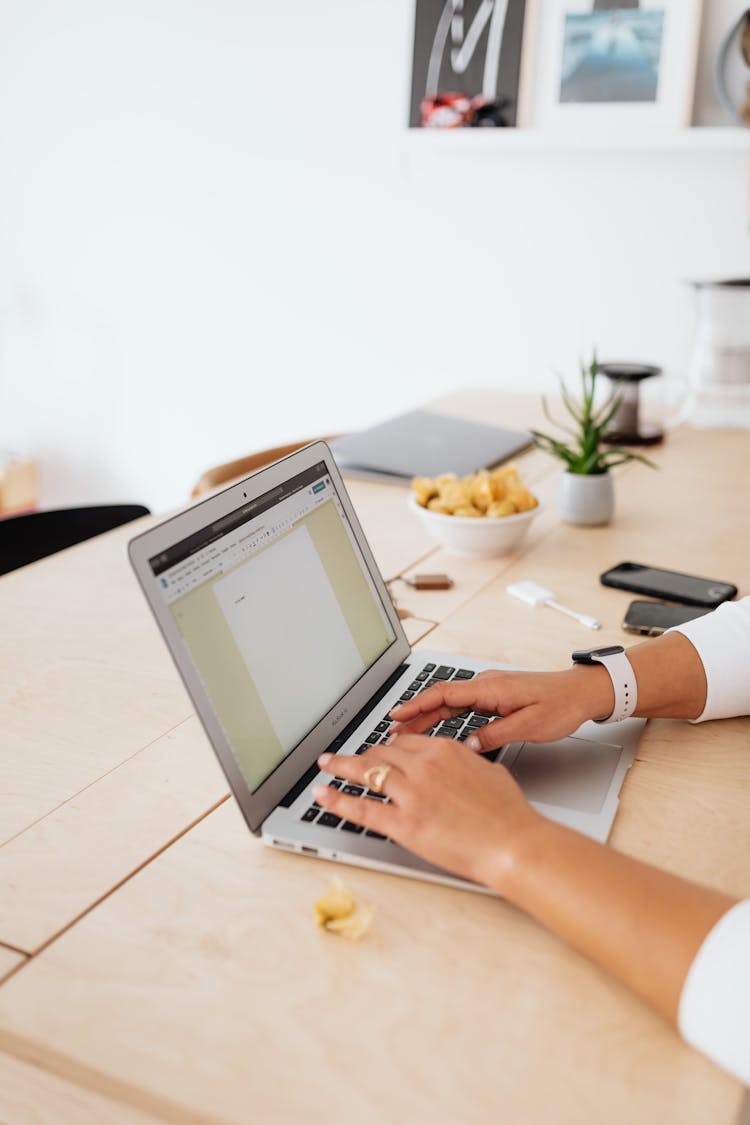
[408,493,542,559]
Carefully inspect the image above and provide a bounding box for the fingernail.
[466,735,481,752]
[312,785,327,801]
[318,753,332,767]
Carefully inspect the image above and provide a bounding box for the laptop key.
[455,669,475,679]
[365,830,388,840]
[416,671,429,682]
[301,807,319,822]
[442,717,464,730]
[328,779,342,789]
[341,821,364,834]
[355,744,370,755]
[343,784,364,796]
[423,663,436,673]
[480,747,503,763]
[436,726,459,739]
[466,715,490,728]
[375,721,390,733]
[366,732,380,744]
[318,812,342,828]
[399,690,414,701]
[408,681,422,692]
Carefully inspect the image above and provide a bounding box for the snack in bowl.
[408,465,541,558]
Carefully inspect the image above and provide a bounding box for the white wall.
[0,0,748,513]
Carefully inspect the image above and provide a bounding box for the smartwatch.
[571,645,637,724]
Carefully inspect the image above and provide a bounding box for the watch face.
[572,645,625,663]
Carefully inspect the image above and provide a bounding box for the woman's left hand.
[313,734,542,892]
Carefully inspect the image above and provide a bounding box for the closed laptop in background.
[330,409,532,484]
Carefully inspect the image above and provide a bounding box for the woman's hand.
[388,667,614,754]
[313,734,543,891]
[315,730,736,1035]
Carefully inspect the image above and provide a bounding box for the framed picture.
[524,0,704,132]
[408,0,533,128]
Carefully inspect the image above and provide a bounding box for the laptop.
[129,442,644,895]
[329,409,533,485]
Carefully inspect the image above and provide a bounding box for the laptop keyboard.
[300,663,504,842]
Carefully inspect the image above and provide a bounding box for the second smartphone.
[600,562,737,608]
[622,600,713,636]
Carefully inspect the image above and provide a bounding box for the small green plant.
[531,355,656,476]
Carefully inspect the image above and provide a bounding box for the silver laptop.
[129,442,644,895]
[329,409,532,485]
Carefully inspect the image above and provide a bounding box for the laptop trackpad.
[509,736,622,814]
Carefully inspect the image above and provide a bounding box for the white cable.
[506,580,601,630]
[546,599,601,631]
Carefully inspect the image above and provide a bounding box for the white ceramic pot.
[558,471,613,526]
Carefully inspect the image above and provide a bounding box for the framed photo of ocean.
[524,0,704,133]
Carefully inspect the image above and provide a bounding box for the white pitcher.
[686,279,750,428]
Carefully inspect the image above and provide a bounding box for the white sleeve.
[668,596,750,722]
[678,900,750,1085]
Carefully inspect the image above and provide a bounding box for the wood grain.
[0,946,25,984]
[0,719,228,954]
[0,519,194,847]
[0,800,741,1125]
[400,616,436,646]
[2,397,748,1123]
[0,1052,165,1125]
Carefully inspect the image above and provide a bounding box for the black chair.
[0,504,151,577]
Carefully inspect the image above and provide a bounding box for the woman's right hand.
[389,666,615,753]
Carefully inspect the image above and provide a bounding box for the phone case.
[621,619,667,637]
[600,563,737,608]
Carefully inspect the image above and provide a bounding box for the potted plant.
[531,355,655,526]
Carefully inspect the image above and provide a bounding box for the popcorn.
[314,877,375,941]
[411,465,538,519]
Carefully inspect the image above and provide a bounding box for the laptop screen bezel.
[128,441,410,833]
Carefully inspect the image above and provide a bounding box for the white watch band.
[591,650,638,723]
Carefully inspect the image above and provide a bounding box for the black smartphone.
[600,561,737,608]
[622,599,713,637]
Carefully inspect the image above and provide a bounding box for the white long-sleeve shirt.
[667,597,750,1085]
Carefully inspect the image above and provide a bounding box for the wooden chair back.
[191,437,342,498]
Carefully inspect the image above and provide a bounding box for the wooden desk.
[0,393,747,1124]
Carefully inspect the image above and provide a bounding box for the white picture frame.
[523,0,704,133]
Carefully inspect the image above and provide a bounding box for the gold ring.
[363,763,392,794]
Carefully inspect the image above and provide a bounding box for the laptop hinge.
[278,663,410,808]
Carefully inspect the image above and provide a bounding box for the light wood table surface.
[0,392,747,1124]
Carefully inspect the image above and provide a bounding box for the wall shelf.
[404,126,750,153]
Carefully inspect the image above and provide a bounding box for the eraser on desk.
[404,573,454,590]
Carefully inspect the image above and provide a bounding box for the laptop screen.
[149,462,396,793]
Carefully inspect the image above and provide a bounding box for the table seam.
[7,793,230,959]
[1,713,195,851]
